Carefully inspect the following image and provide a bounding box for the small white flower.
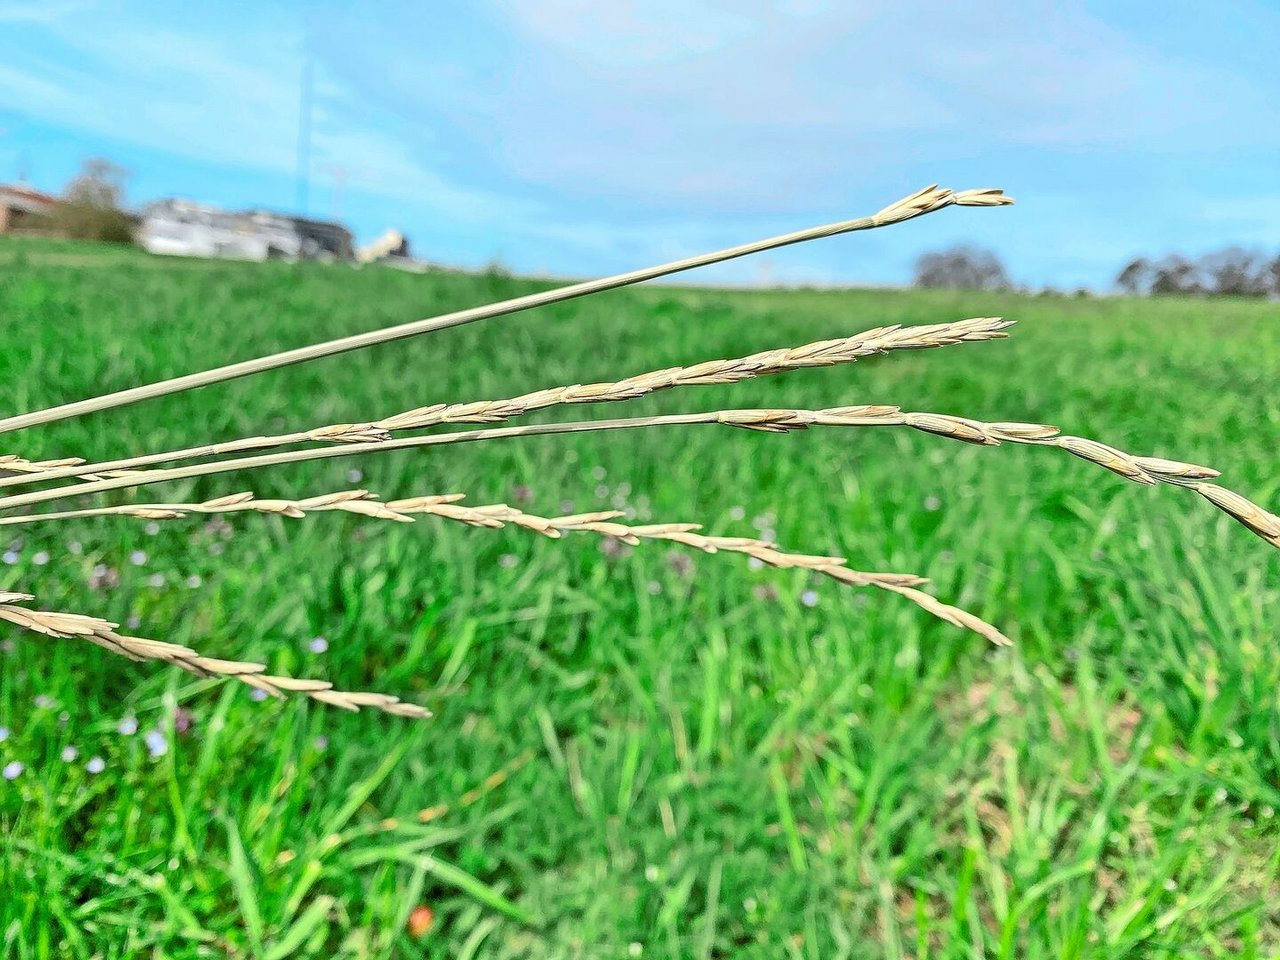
[117,716,138,736]
[346,468,364,483]
[2,551,18,565]
[68,540,83,555]
[801,590,820,608]
[729,506,746,521]
[498,553,519,569]
[314,736,329,751]
[308,636,329,654]
[86,756,106,774]
[250,689,268,702]
[144,729,168,758]
[147,573,165,588]
[60,746,78,763]
[747,557,764,571]
[0,727,8,742]
[130,550,147,566]
[33,695,55,709]
[2,761,23,780]
[185,575,202,589]
[32,551,49,566]
[145,522,161,536]
[924,495,942,512]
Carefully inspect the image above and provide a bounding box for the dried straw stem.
[0,491,1011,646]
[0,186,1010,436]
[0,455,136,483]
[0,591,429,718]
[373,317,1009,431]
[1,405,1275,552]
[0,316,1011,489]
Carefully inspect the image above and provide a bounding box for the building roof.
[0,184,58,214]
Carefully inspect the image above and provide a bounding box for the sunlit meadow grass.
[1,236,1278,957]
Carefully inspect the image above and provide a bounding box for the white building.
[139,199,351,262]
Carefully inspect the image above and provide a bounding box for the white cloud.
[0,8,542,230]
[442,0,1279,213]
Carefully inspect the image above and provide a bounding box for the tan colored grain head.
[0,596,430,719]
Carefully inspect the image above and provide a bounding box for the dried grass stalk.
[0,592,429,718]
[373,316,1011,431]
[0,455,135,483]
[3,405,1274,552]
[0,316,1012,489]
[0,490,1010,645]
[0,185,1009,436]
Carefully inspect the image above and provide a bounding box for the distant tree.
[48,158,135,243]
[913,245,1009,290]
[1200,247,1269,297]
[1149,255,1201,296]
[1116,257,1153,295]
[1268,256,1280,297]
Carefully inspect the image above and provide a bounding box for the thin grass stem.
[0,186,1009,435]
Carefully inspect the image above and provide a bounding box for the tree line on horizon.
[1114,249,1280,297]
[913,245,1280,297]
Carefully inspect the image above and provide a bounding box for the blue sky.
[1,0,1277,288]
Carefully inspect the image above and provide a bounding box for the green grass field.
[1,236,1278,958]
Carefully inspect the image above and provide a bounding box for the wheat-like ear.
[0,593,429,718]
[0,186,1010,436]
[0,316,1012,489]
[0,491,1010,645]
[3,405,1274,552]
